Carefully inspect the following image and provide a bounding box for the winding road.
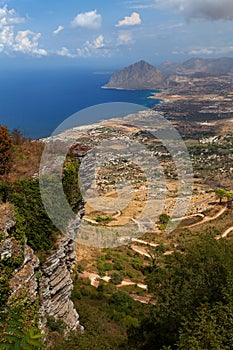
[184,206,227,228]
[79,204,232,305]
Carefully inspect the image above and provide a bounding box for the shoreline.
[101,85,161,92]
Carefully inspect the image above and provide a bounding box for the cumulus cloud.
[0,5,25,28]
[173,45,233,56]
[0,8,47,56]
[53,25,64,35]
[56,47,74,58]
[0,5,47,56]
[155,0,233,21]
[13,30,47,56]
[71,10,102,29]
[0,26,14,46]
[76,35,109,57]
[189,48,216,55]
[127,0,156,9]
[117,31,134,45]
[189,46,233,55]
[116,12,142,27]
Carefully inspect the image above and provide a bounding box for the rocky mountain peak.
[104,60,165,90]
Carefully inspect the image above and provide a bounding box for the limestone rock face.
[1,202,83,333]
[10,245,40,302]
[39,235,82,331]
[0,238,13,260]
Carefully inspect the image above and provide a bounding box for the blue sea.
[0,68,161,139]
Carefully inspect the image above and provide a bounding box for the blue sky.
[1,0,233,68]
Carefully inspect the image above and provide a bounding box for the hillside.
[1,63,233,349]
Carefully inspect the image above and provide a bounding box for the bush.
[110,272,124,285]
[159,213,170,224]
[95,216,114,224]
[47,316,65,334]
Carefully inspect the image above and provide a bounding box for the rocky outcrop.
[9,245,40,303]
[39,234,83,332]
[0,202,83,333]
[0,238,13,260]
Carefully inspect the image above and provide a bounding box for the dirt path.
[216,226,233,240]
[221,226,233,238]
[80,271,147,290]
[131,245,151,258]
[171,213,205,222]
[184,206,227,228]
[131,238,158,248]
[129,294,152,304]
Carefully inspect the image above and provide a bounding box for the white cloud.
[127,1,156,9]
[71,10,102,29]
[13,30,47,56]
[116,12,142,27]
[173,45,233,56]
[117,31,134,45]
[154,0,233,21]
[0,5,47,57]
[189,46,233,55]
[76,35,109,57]
[56,47,74,58]
[0,5,25,28]
[189,48,215,55]
[0,26,14,46]
[53,25,64,35]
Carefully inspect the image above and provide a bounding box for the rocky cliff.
[0,203,83,333]
[39,234,82,331]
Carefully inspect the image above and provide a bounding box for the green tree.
[215,188,229,204]
[177,302,233,350]
[127,236,233,349]
[10,179,59,255]
[110,272,124,285]
[62,157,82,212]
[159,213,170,224]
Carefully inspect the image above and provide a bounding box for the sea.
[0,67,161,139]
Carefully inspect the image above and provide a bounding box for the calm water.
[0,68,160,139]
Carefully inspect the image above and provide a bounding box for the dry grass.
[2,140,44,183]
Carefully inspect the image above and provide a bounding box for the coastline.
[149,91,186,103]
[101,85,162,92]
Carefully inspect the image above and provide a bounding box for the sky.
[1,0,233,69]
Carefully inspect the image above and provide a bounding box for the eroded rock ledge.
[1,204,83,333]
[39,234,83,331]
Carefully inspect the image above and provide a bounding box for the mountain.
[158,61,183,76]
[159,57,233,76]
[104,57,233,91]
[103,60,165,90]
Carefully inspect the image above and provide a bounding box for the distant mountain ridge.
[104,57,233,90]
[159,57,233,76]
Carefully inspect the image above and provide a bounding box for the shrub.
[110,272,124,285]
